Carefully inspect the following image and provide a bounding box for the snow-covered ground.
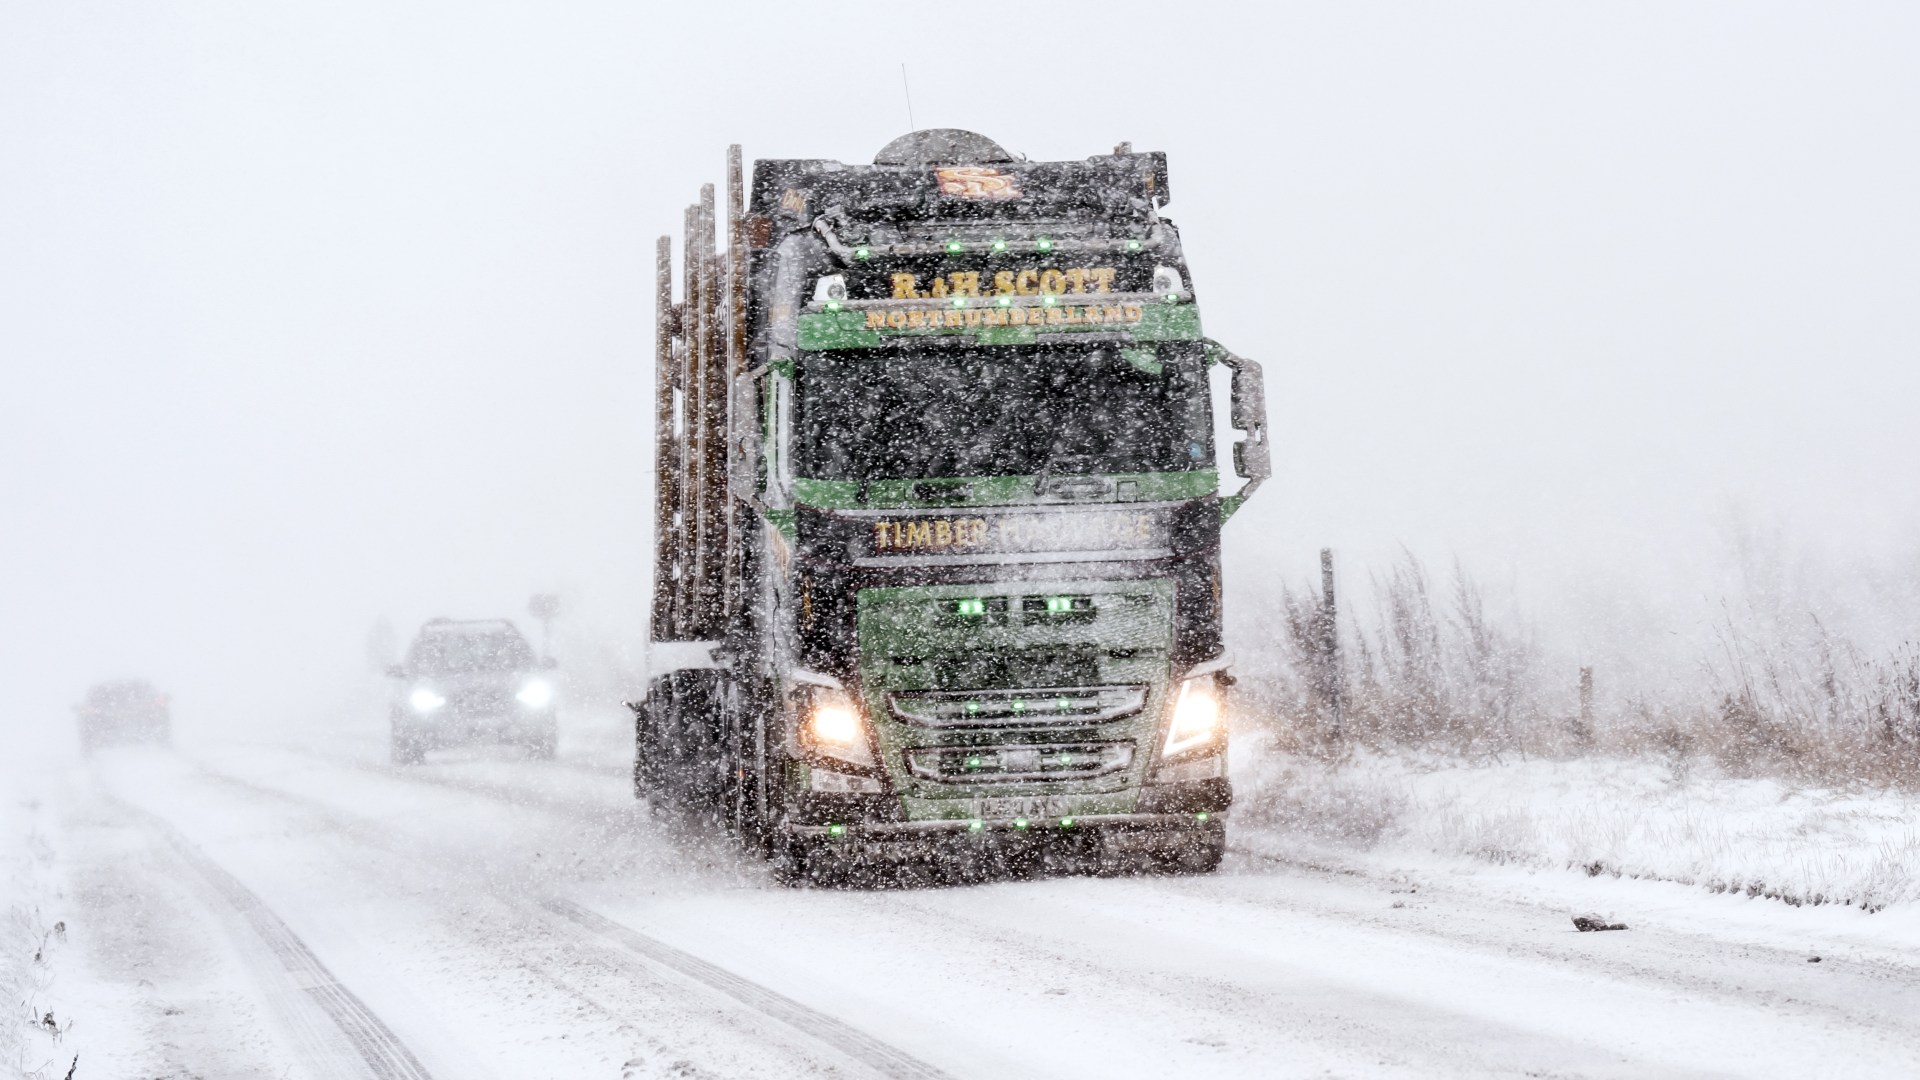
[7,710,1920,1078]
[1237,734,1920,914]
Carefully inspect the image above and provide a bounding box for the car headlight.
[409,688,446,713]
[1162,675,1224,758]
[799,686,875,768]
[515,679,554,708]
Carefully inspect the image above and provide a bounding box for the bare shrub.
[1266,552,1550,759]
[1252,551,1920,790]
[1689,625,1920,787]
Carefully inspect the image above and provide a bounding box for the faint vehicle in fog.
[386,618,558,764]
[76,679,171,753]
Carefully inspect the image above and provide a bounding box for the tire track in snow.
[134,808,438,1080]
[543,898,955,1080]
[174,751,929,1077]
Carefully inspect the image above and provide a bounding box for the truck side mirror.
[1234,437,1271,482]
[1222,350,1272,486]
[1229,358,1267,434]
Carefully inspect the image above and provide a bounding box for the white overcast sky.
[4,2,1917,734]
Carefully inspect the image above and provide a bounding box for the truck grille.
[905,742,1134,784]
[889,685,1147,728]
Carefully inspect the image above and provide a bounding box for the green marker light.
[946,239,964,254]
[965,755,983,768]
[1011,699,1025,713]
[854,246,871,260]
[997,296,1012,307]
[1014,818,1029,829]
[1056,697,1070,710]
[966,700,980,714]
[1046,595,1071,613]
[1060,817,1075,828]
[1126,239,1143,252]
[969,819,984,832]
[1042,296,1057,306]
[1035,238,1054,252]
[952,297,966,308]
[825,301,841,312]
[1196,812,1210,822]
[828,824,846,836]
[992,240,1008,252]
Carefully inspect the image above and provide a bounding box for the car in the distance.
[387,618,557,764]
[76,679,171,753]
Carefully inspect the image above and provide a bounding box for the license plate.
[967,795,1071,820]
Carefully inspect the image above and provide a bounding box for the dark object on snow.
[1809,955,1823,963]
[1573,916,1629,932]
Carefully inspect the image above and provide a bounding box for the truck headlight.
[800,686,875,768]
[516,679,554,708]
[1162,675,1224,758]
[409,688,446,713]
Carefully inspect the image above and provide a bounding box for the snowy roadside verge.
[1231,731,1920,915]
[0,784,74,1080]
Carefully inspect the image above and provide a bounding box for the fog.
[5,2,1917,747]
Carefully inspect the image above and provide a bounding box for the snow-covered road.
[29,722,1920,1079]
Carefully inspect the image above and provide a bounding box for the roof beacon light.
[1152,265,1186,301]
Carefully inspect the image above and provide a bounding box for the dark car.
[76,679,171,753]
[386,618,557,764]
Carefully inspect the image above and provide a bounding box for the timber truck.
[633,129,1269,883]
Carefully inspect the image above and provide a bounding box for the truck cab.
[635,131,1268,883]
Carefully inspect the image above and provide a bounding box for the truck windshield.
[794,346,1212,482]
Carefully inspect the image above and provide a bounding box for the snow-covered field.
[8,710,1920,1078]
[1237,735,1920,914]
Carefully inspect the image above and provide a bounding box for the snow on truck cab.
[633,130,1270,883]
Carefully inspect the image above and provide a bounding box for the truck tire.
[633,670,727,810]
[1164,825,1227,875]
[771,836,812,887]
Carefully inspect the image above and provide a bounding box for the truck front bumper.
[781,778,1230,863]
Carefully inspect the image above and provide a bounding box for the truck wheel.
[771,837,812,888]
[390,727,426,766]
[1165,826,1227,875]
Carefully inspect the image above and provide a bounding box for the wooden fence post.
[1317,548,1345,739]
[1577,666,1595,746]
